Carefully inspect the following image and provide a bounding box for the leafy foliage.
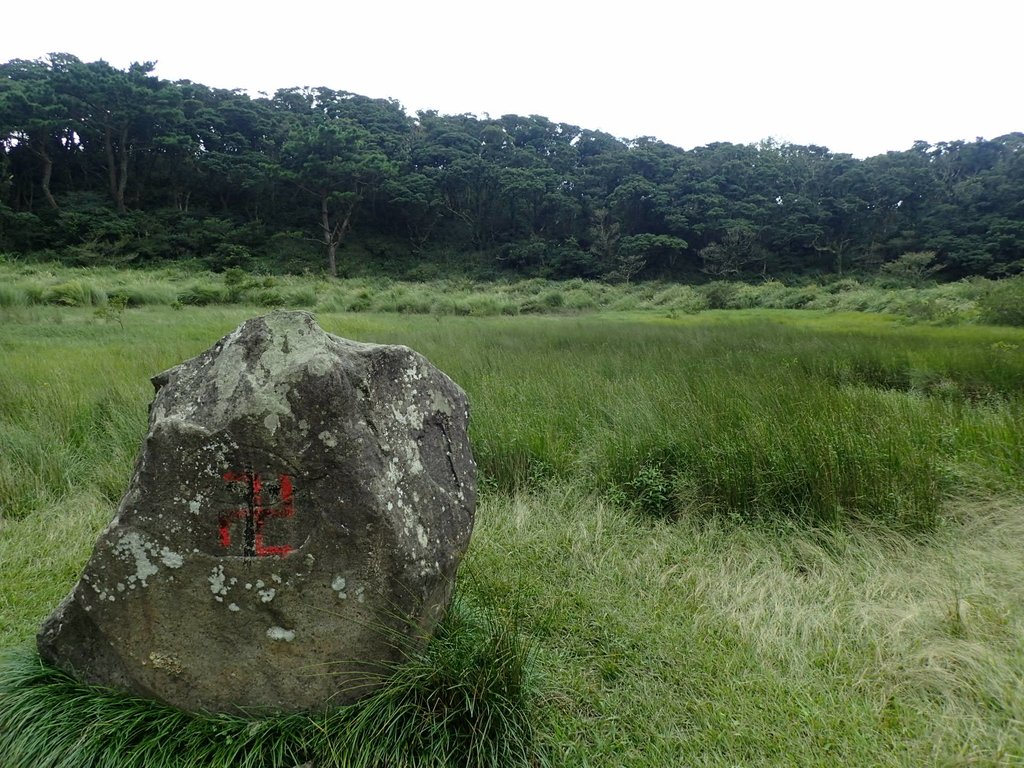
[2,56,1022,280]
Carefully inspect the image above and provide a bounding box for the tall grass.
[3,258,1024,325]
[0,593,538,768]
[446,484,1024,765]
[376,313,1021,530]
[3,308,1020,530]
[2,305,1022,766]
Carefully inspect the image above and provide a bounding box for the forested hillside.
[2,54,1022,280]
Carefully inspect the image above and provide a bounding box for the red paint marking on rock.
[218,471,296,557]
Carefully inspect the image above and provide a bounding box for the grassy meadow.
[1,284,1023,765]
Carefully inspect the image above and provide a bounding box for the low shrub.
[977,276,1024,326]
[651,284,708,313]
[701,280,741,309]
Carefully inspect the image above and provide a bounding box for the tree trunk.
[321,192,337,278]
[320,193,357,279]
[38,146,58,210]
[103,123,129,214]
[115,127,129,214]
[104,124,118,210]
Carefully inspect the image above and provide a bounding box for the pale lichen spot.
[160,547,184,569]
[258,587,276,603]
[116,532,159,587]
[266,626,295,642]
[318,430,337,447]
[332,575,348,599]
[407,451,424,475]
[430,389,453,416]
[264,412,280,434]
[228,603,241,612]
[208,565,229,596]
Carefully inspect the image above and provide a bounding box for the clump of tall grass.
[115,283,180,306]
[593,372,945,529]
[976,275,1024,326]
[560,280,606,310]
[0,594,540,768]
[649,283,707,313]
[41,280,107,307]
[449,315,1024,529]
[0,371,147,520]
[176,281,229,306]
[0,284,28,308]
[803,328,1024,401]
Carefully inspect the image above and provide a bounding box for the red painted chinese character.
[219,471,295,557]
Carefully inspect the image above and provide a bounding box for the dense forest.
[1,54,1022,281]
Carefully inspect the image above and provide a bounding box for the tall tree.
[0,59,76,210]
[279,112,394,276]
[49,55,184,213]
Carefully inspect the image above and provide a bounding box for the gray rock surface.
[37,311,475,714]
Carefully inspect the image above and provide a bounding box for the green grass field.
[1,300,1023,766]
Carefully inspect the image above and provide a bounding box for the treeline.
[2,54,1022,281]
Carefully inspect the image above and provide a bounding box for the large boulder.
[37,311,476,714]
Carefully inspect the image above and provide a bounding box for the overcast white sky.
[4,0,1021,158]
